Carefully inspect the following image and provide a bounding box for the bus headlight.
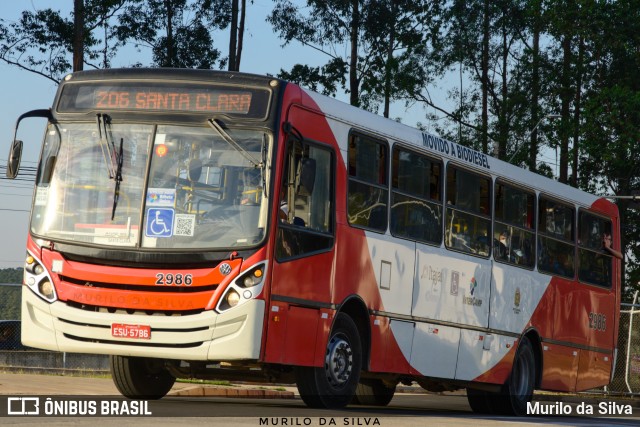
[39,281,55,300]
[226,290,241,307]
[216,262,267,313]
[24,252,58,303]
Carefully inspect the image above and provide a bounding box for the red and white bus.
[6,69,620,415]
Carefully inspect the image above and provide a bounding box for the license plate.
[111,323,151,340]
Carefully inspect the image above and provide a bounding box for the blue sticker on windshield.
[146,208,174,238]
[147,188,176,207]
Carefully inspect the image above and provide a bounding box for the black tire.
[110,355,176,400]
[466,387,495,414]
[295,313,362,408]
[352,379,396,406]
[499,336,536,415]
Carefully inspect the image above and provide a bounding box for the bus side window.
[390,146,443,245]
[577,211,613,288]
[444,165,491,257]
[347,132,389,232]
[537,196,575,278]
[493,181,535,269]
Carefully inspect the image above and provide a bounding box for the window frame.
[492,179,536,270]
[346,130,390,234]
[444,162,492,258]
[536,194,576,279]
[577,209,614,289]
[389,144,443,246]
[275,136,336,262]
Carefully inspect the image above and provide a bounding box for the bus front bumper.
[20,286,264,361]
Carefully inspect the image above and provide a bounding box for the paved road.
[1,373,639,426]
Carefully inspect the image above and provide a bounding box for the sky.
[0,1,436,269]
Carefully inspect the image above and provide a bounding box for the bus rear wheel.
[500,336,536,415]
[467,336,536,416]
[295,313,362,408]
[110,355,176,399]
[352,379,396,406]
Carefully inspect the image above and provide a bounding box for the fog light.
[39,280,54,299]
[34,264,44,275]
[226,290,240,307]
[243,290,252,299]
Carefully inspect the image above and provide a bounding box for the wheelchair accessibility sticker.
[146,208,174,238]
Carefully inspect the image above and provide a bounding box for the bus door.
[265,109,336,367]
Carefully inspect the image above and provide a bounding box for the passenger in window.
[495,231,509,261]
[602,233,623,260]
[278,186,305,227]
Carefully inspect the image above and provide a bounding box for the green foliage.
[0,269,23,319]
[0,268,22,284]
[0,284,21,320]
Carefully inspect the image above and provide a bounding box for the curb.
[169,385,295,399]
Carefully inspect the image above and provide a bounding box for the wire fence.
[608,292,640,395]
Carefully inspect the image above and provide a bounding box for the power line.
[0,208,30,212]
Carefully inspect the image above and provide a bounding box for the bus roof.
[301,87,606,210]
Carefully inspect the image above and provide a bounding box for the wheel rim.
[325,333,353,388]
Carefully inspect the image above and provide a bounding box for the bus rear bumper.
[20,286,264,361]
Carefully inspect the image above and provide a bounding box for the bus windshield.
[31,122,271,250]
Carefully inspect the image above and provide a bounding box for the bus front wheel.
[110,355,176,399]
[295,313,362,408]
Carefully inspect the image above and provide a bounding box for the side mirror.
[6,139,23,179]
[6,108,53,179]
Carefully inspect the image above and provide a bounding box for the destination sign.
[58,82,271,118]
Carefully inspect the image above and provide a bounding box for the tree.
[0,1,129,82]
[269,0,439,114]
[116,0,231,69]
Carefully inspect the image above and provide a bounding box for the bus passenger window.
[347,133,388,232]
[537,197,575,278]
[444,166,490,257]
[390,147,443,245]
[577,211,613,288]
[493,182,535,269]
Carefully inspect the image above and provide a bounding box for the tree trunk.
[528,0,541,172]
[571,36,584,187]
[229,0,238,71]
[73,0,84,71]
[349,0,360,106]
[559,32,572,183]
[235,0,246,70]
[164,0,174,67]
[481,0,490,154]
[383,1,396,118]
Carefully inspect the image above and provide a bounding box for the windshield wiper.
[95,114,124,220]
[207,118,262,169]
[96,113,116,179]
[111,137,124,220]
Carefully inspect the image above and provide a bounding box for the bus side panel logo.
[450,271,459,296]
[145,208,174,238]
